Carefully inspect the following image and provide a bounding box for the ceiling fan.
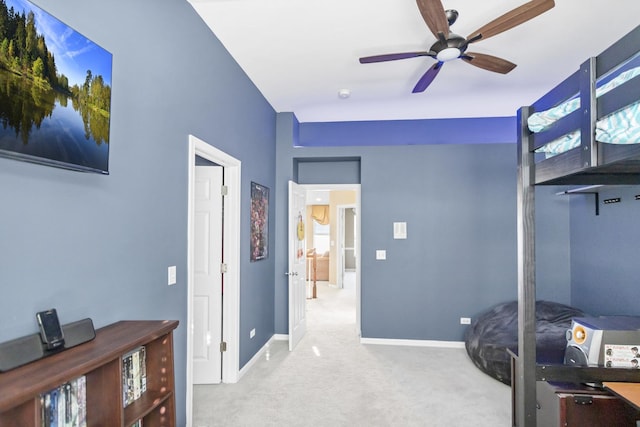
[359,0,555,93]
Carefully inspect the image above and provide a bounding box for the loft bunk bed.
[514,24,640,426]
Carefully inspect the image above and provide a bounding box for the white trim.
[238,336,276,380]
[273,334,289,341]
[360,337,466,349]
[186,135,242,427]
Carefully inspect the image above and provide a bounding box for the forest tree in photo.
[0,0,113,172]
[0,0,111,121]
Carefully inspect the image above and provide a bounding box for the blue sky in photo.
[6,0,112,87]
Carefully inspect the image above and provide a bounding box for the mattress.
[528,67,640,156]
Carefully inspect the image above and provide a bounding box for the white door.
[288,181,307,351]
[193,165,223,384]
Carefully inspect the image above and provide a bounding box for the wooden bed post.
[516,106,537,427]
[579,57,597,169]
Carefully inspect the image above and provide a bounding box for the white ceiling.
[187,0,640,123]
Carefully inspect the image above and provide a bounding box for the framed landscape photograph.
[0,0,113,174]
[250,182,269,262]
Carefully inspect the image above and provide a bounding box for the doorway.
[186,135,241,426]
[303,184,361,336]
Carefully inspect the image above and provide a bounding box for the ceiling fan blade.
[461,52,516,74]
[359,52,432,64]
[416,0,449,39]
[466,0,555,43]
[412,62,443,93]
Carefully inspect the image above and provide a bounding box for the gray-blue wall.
[570,185,640,315]
[0,1,276,424]
[275,113,572,341]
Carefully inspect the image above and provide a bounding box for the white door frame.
[302,184,361,336]
[186,135,241,425]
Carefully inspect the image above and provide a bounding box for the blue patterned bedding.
[528,67,640,156]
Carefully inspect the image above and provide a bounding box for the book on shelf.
[122,345,147,407]
[40,376,86,427]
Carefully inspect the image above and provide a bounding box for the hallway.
[193,280,510,426]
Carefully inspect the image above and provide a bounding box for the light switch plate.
[376,250,386,260]
[168,266,177,285]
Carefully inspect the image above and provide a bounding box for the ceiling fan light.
[436,47,461,62]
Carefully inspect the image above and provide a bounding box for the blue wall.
[0,0,276,424]
[275,113,572,341]
[299,117,516,147]
[570,185,640,315]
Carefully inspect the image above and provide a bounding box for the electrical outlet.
[460,317,471,325]
[250,328,256,339]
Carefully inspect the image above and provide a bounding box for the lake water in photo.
[0,68,110,173]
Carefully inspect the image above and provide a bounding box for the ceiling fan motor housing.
[430,32,467,61]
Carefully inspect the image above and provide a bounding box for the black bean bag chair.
[464,300,585,385]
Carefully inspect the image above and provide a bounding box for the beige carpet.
[193,280,511,426]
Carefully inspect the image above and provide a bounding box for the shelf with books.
[0,320,178,427]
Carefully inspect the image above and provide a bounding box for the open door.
[288,181,307,351]
[193,165,223,384]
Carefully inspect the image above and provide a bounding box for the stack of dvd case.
[40,376,86,427]
[122,346,147,407]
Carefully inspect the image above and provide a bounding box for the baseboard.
[271,334,463,348]
[360,337,465,349]
[238,336,275,380]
